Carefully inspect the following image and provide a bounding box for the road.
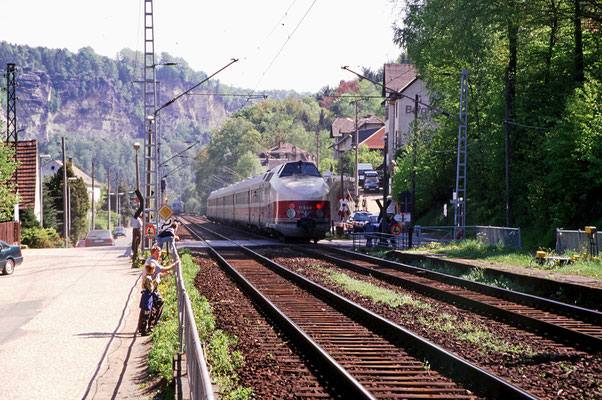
[0,231,152,399]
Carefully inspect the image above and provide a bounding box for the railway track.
[294,244,602,353]
[182,217,539,399]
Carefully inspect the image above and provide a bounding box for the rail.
[172,243,215,400]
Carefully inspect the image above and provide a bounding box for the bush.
[21,227,61,248]
[20,208,41,229]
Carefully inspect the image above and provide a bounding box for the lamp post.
[38,154,51,227]
[67,177,77,240]
[133,142,140,192]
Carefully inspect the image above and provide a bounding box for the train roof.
[207,161,319,200]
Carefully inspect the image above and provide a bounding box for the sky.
[0,0,404,93]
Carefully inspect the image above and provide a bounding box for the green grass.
[408,239,602,280]
[326,269,430,309]
[148,249,253,399]
[317,266,534,356]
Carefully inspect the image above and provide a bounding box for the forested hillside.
[0,42,297,195]
[393,0,601,247]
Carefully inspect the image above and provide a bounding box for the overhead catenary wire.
[245,0,319,104]
[187,93,268,98]
[342,66,459,121]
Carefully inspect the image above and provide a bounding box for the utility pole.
[5,63,17,144]
[107,167,111,231]
[315,131,320,170]
[453,70,469,240]
[381,99,390,234]
[504,68,513,227]
[62,137,68,247]
[354,101,359,206]
[5,64,19,220]
[411,94,418,227]
[142,0,159,250]
[115,171,119,228]
[91,163,95,230]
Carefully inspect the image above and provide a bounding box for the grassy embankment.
[409,240,602,281]
[147,249,253,399]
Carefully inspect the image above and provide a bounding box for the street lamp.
[38,154,52,227]
[67,177,77,240]
[133,142,140,191]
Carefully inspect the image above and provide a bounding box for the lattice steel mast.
[142,0,159,249]
[453,70,468,239]
[5,63,17,144]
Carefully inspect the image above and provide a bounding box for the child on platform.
[137,262,155,336]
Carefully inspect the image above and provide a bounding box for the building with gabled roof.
[258,142,317,172]
[42,159,101,203]
[383,63,435,165]
[330,116,385,159]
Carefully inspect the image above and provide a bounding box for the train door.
[247,188,251,225]
[255,186,263,229]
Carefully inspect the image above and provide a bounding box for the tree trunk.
[574,0,584,83]
[545,0,559,85]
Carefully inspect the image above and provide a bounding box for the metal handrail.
[173,243,215,400]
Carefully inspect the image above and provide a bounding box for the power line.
[504,120,549,130]
[187,93,268,99]
[256,0,298,52]
[246,0,319,104]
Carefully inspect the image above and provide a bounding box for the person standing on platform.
[131,214,142,262]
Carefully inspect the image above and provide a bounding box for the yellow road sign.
[158,204,174,220]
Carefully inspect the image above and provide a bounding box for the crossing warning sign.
[390,223,402,235]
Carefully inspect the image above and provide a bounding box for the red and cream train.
[206,161,330,242]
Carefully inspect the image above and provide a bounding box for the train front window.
[280,162,321,177]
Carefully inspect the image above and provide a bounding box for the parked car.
[349,211,372,232]
[363,171,380,192]
[1,239,23,275]
[113,226,126,238]
[84,230,115,247]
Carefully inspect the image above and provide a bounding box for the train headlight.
[287,208,296,218]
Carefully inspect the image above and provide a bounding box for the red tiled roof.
[360,127,385,150]
[9,140,38,210]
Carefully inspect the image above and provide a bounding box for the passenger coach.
[206,161,330,242]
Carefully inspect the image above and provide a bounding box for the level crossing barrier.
[172,244,215,400]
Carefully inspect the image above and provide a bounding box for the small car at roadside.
[84,230,115,247]
[113,226,126,238]
[1,239,23,275]
[349,211,372,232]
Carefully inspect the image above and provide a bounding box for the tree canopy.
[393,0,602,246]
[0,141,19,222]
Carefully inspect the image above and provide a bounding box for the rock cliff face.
[3,66,228,143]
